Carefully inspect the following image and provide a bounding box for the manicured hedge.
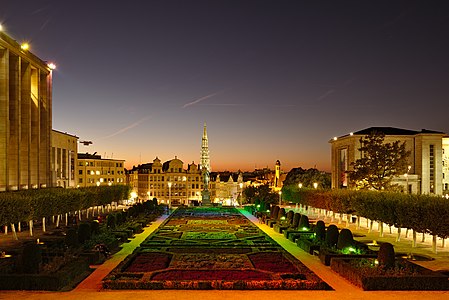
[331,258,449,290]
[0,257,90,291]
[285,188,449,239]
[0,185,131,226]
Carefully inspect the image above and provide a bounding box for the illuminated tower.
[201,123,210,173]
[200,123,211,205]
[275,160,281,190]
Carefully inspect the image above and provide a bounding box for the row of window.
[79,161,123,168]
[79,170,124,175]
[78,178,124,184]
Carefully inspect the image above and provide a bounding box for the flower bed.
[103,207,330,290]
[331,258,449,290]
[124,252,171,272]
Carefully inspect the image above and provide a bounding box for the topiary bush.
[298,215,310,230]
[336,228,354,250]
[277,208,286,220]
[292,213,301,228]
[325,224,339,248]
[90,220,100,235]
[286,210,294,224]
[314,220,326,241]
[377,242,395,269]
[78,222,92,244]
[271,206,280,219]
[107,213,117,229]
[65,228,79,248]
[21,243,42,274]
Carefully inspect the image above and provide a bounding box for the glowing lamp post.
[405,165,411,193]
[313,182,318,189]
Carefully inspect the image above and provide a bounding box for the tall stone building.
[329,127,446,195]
[51,130,78,188]
[0,31,53,191]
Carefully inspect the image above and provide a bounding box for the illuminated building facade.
[330,127,446,195]
[442,136,449,196]
[128,156,203,205]
[51,130,78,188]
[0,31,53,191]
[77,153,125,187]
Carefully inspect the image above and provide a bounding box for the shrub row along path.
[1,208,449,300]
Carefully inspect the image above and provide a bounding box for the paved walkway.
[1,208,449,300]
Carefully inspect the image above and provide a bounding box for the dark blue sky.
[2,0,449,171]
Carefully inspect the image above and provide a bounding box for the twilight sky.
[2,0,449,172]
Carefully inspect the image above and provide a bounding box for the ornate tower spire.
[201,122,210,172]
[200,123,211,205]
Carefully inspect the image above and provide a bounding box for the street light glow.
[48,62,56,70]
[21,43,29,50]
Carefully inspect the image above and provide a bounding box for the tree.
[282,167,331,189]
[243,184,278,204]
[347,132,410,190]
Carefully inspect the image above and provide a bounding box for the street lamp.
[298,183,303,189]
[278,191,282,206]
[313,182,318,189]
[405,165,411,193]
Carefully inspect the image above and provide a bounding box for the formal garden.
[103,206,331,290]
[0,186,163,291]
[251,192,449,291]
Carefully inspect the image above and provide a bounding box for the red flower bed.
[151,269,272,281]
[248,252,300,273]
[125,252,172,272]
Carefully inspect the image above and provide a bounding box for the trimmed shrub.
[325,224,339,248]
[271,206,280,219]
[90,220,100,235]
[314,220,326,241]
[277,208,286,220]
[65,228,79,248]
[292,213,301,228]
[298,215,310,230]
[21,243,42,274]
[377,242,395,269]
[107,213,117,229]
[337,228,354,250]
[78,222,92,244]
[286,210,294,224]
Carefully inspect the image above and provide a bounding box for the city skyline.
[2,1,449,172]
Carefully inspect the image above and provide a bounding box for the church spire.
[201,122,210,172]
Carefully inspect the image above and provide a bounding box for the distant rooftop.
[353,127,445,136]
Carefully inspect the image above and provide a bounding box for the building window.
[79,170,83,175]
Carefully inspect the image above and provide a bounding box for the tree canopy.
[243,184,278,204]
[283,167,331,189]
[347,132,411,190]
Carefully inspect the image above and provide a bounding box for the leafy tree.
[282,167,331,189]
[347,132,410,190]
[242,184,278,205]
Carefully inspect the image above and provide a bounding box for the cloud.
[315,89,336,102]
[182,90,224,108]
[102,115,151,139]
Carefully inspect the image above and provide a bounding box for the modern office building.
[77,153,126,187]
[0,31,53,191]
[330,127,446,195]
[51,130,78,188]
